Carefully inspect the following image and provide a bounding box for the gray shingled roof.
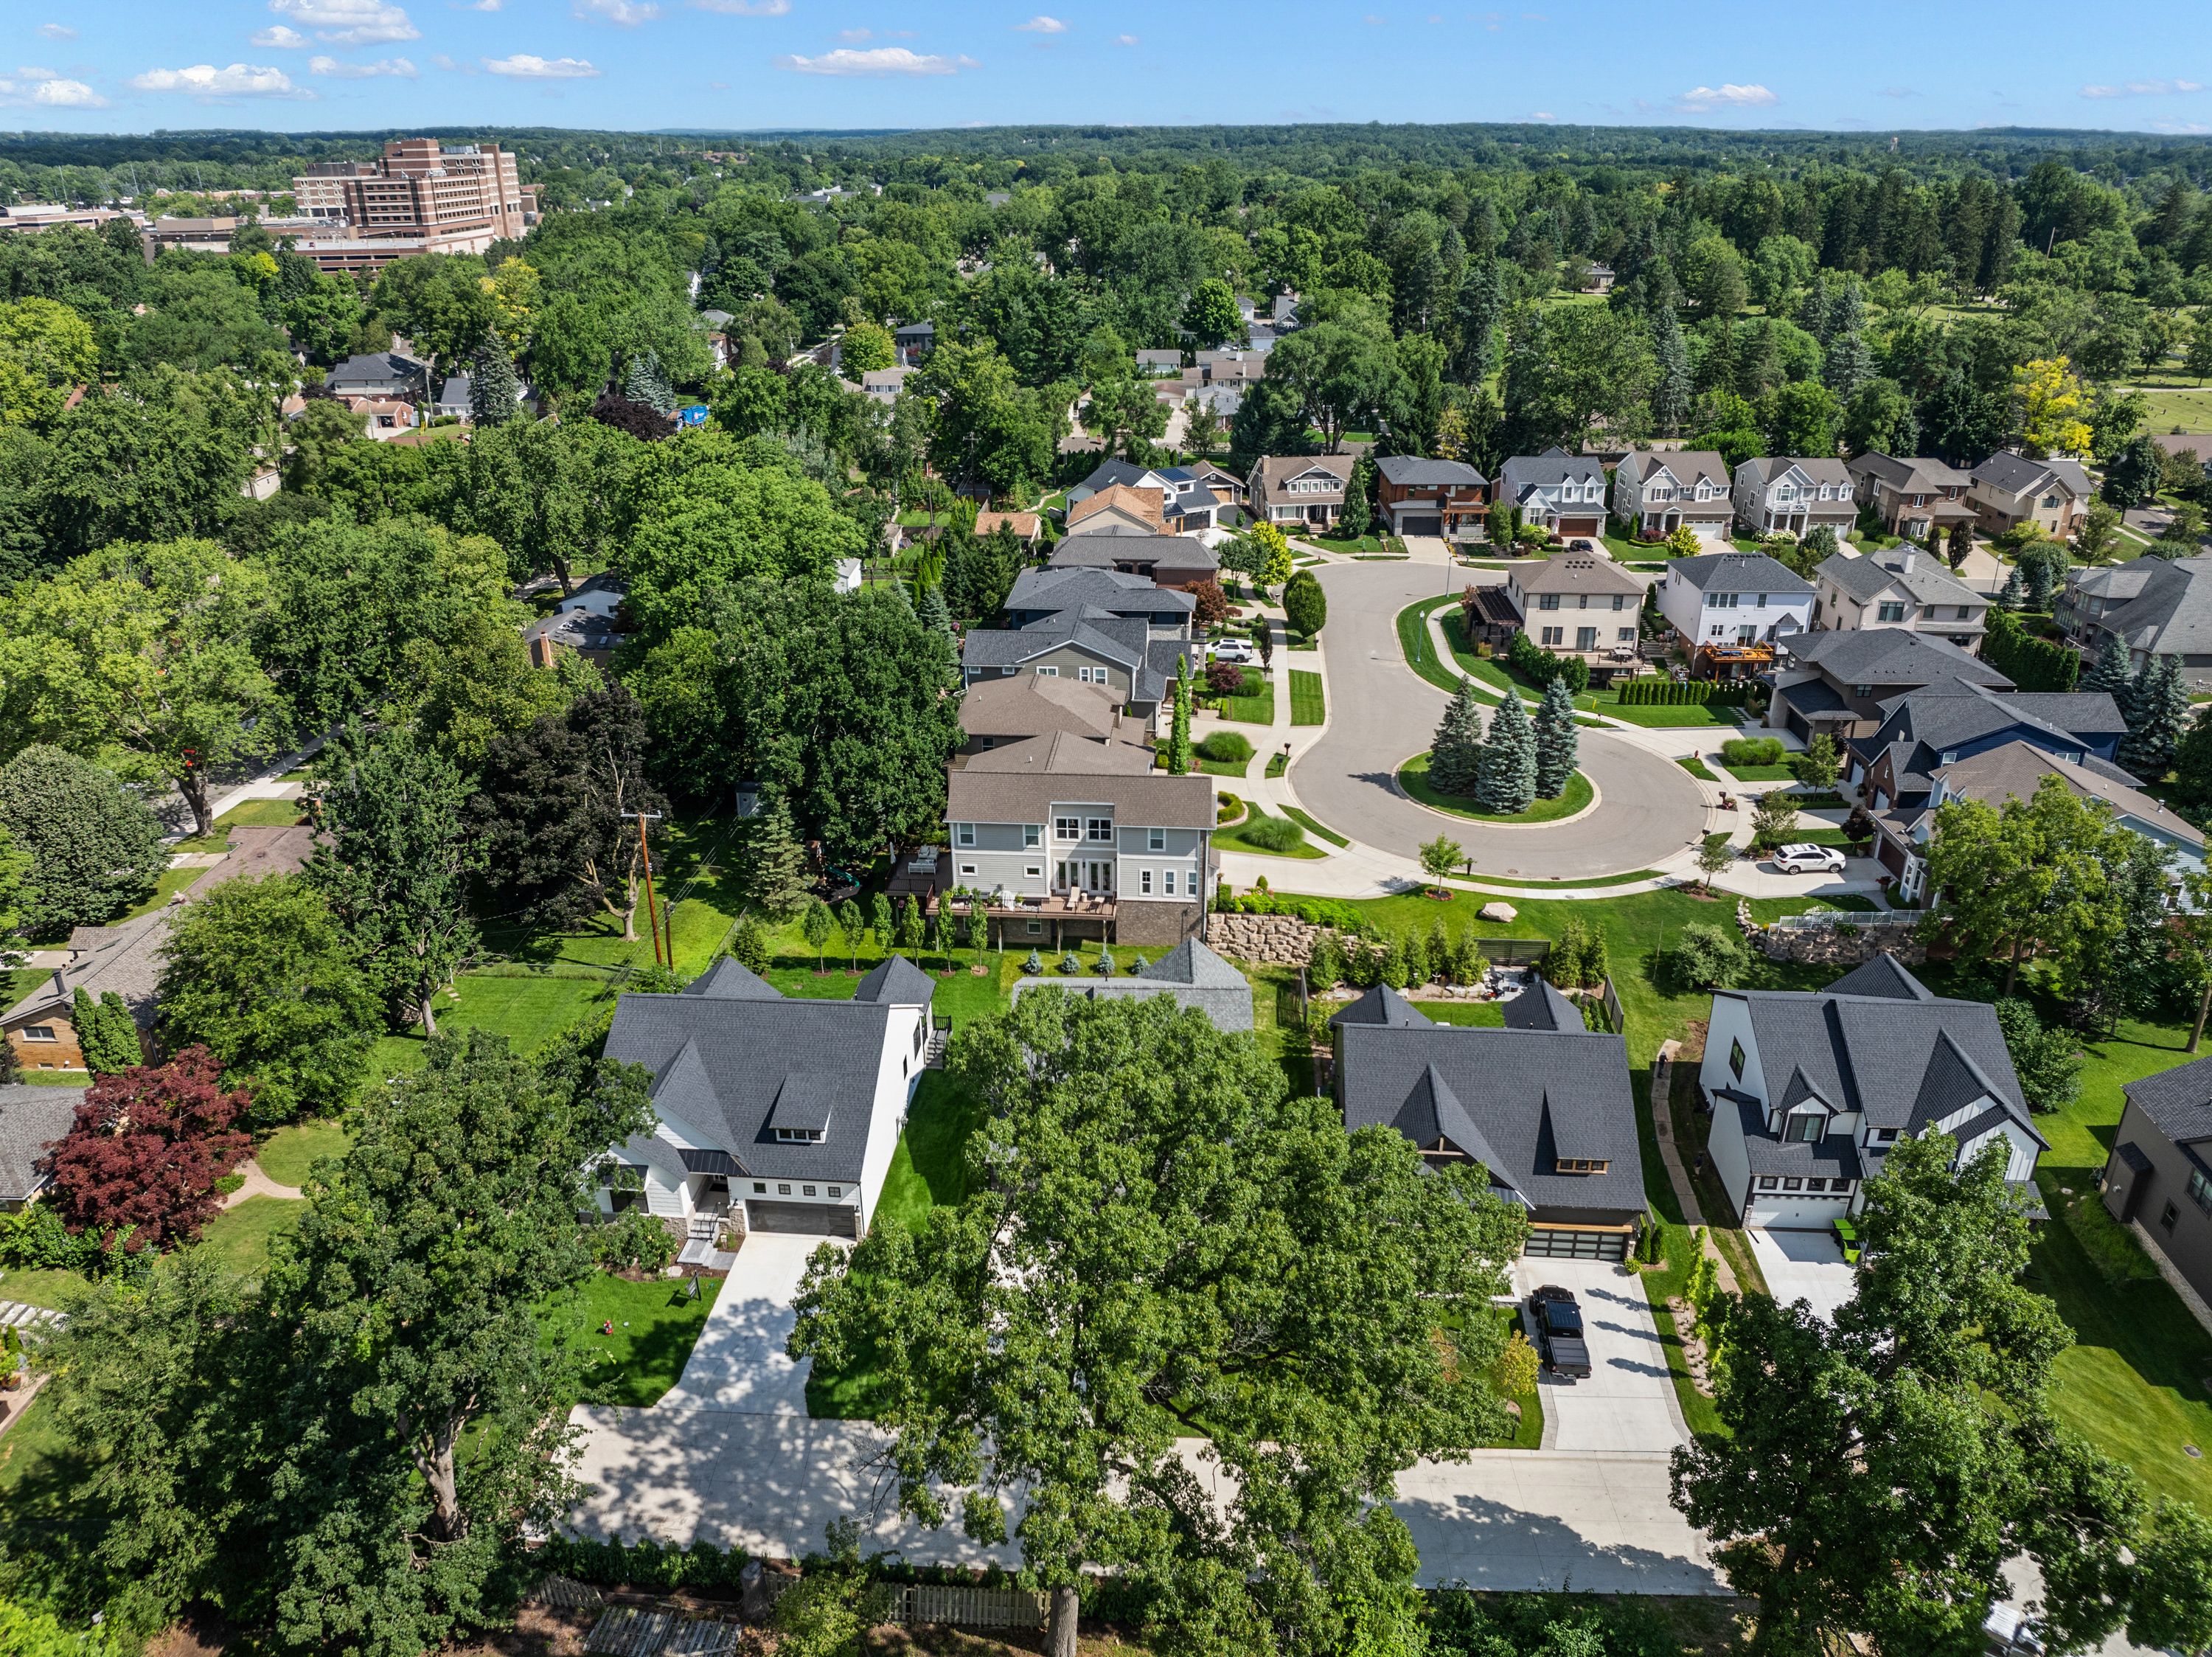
[855,955,936,1005]
[958,673,1124,743]
[603,975,931,1185]
[1498,448,1606,492]
[1009,940,1253,1030]
[1852,452,1972,492]
[1817,549,1981,609]
[1618,449,1729,490]
[947,763,1216,830]
[1731,1091,1865,1179]
[1338,1022,1646,1217]
[1782,627,2010,688]
[1668,551,1815,595]
[1972,452,2091,499]
[1857,683,2126,795]
[1933,742,2204,850]
[1047,536,1220,574]
[1503,979,1583,1032]
[1006,567,1195,621]
[1330,985,1432,1028]
[0,1084,81,1204]
[2125,1055,2212,1148]
[1374,454,1488,487]
[2094,555,2212,659]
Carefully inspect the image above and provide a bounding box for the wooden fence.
[1600,976,1626,1035]
[1478,937,1551,968]
[584,1607,746,1656]
[894,1584,1050,1630]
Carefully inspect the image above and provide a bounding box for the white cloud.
[1528,110,1554,121]
[776,46,971,74]
[2081,78,2203,97]
[268,0,419,46]
[0,72,105,108]
[18,66,59,79]
[454,0,501,7]
[252,26,310,46]
[575,0,661,20]
[1113,32,1138,44]
[310,54,418,75]
[1675,82,1777,111]
[484,53,601,76]
[1014,14,1066,30]
[839,27,872,41]
[2154,120,2212,133]
[691,0,790,11]
[1877,86,1918,98]
[35,23,77,40]
[129,62,309,97]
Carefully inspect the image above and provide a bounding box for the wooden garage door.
[1525,1226,1629,1261]
[747,1200,859,1238]
[1557,516,1603,538]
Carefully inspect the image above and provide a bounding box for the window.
[803,1185,816,1197]
[1538,592,1560,611]
[754,1181,767,1194]
[1576,627,1598,651]
[1577,594,1590,610]
[2163,1201,2180,1233]
[1148,827,1165,851]
[1709,625,1725,638]
[1557,1158,1610,1175]
[1713,592,1737,609]
[827,1186,842,1199]
[1035,664,1059,676]
[1957,605,1971,620]
[778,1183,792,1196]
[1613,594,1627,611]
[1618,627,1637,642]
[1024,824,1042,849]
[1140,868,1154,894]
[955,822,975,847]
[1079,666,1107,684]
[1540,626,1563,646]
[21,1025,55,1042]
[1756,1175,1778,1190]
[959,863,977,878]
[1731,1040,1748,1085]
[1024,864,1043,879]
[1877,602,1906,623]
[2191,1168,2212,1215]
[1783,1177,1804,1192]
[1163,869,1178,895]
[774,1128,826,1144]
[1026,919,1043,934]
[1756,594,1767,608]
[1055,816,1080,841]
[1086,817,1113,843]
[1787,1111,1825,1144]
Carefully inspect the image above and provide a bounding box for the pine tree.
[1823,328,1873,408]
[1428,681,1486,796]
[1475,693,1537,815]
[1996,569,2025,611]
[744,802,813,920]
[2082,633,2132,700]
[2118,656,2187,779]
[1650,305,1691,437]
[1531,678,1579,799]
[469,343,521,427]
[917,581,956,644]
[622,350,675,415]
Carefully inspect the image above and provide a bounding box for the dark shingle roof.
[1338,1023,1645,1216]
[2126,1055,2212,1148]
[1972,452,2090,499]
[1498,447,1606,490]
[1006,567,1194,619]
[1782,628,2010,689]
[0,1084,81,1205]
[1503,979,1582,1032]
[2095,555,2212,659]
[1818,549,1982,608]
[1330,985,1433,1028]
[1009,941,1253,1031]
[1731,1091,1865,1178]
[684,956,782,1000]
[1374,454,1487,487]
[1667,552,1814,596]
[855,955,936,1004]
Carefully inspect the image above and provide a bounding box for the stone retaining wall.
[1737,898,1924,965]
[1206,911,1316,965]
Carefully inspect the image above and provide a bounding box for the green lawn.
[194,1196,305,1279]
[370,973,613,1077]
[1289,669,1326,726]
[560,1272,721,1408]
[1678,757,1719,781]
[1455,868,1660,890]
[1641,1222,1728,1442]
[1399,753,1593,824]
[215,797,305,830]
[2125,381,2212,434]
[1265,752,1288,778]
[1198,754,1252,778]
[119,864,204,920]
[1219,675,1276,725]
[1420,1001,1508,1027]
[255,1118,353,1187]
[1217,810,1326,858]
[1716,762,1797,782]
[1281,806,1351,848]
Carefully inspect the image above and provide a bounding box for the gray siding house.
[2104,1055,2212,1314]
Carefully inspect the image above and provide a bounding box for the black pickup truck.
[1528,1284,1593,1379]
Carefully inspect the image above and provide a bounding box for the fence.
[1478,937,1551,968]
[1600,976,1626,1035]
[893,1584,1050,1630]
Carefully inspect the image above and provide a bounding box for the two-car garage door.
[745,1200,860,1238]
[1525,1226,1631,1261]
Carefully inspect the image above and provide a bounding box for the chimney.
[1897,548,1915,574]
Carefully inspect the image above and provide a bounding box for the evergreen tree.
[622,350,675,416]
[729,914,771,973]
[1428,680,1486,796]
[917,581,956,644]
[2119,655,2189,780]
[1341,454,1374,538]
[1650,305,1691,437]
[2082,633,2132,700]
[1531,678,1579,799]
[72,985,143,1076]
[1474,694,1537,815]
[1166,656,1194,774]
[468,343,521,427]
[1996,568,2025,611]
[1823,329,1874,408]
[744,801,813,920]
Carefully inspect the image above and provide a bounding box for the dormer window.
[1785,1109,1826,1144]
[775,1126,826,1144]
[1557,1158,1611,1175]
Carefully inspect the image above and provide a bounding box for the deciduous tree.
[0,745,165,937]
[44,1045,251,1249]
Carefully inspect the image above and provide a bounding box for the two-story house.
[1503,555,1647,667]
[957,673,1130,755]
[1885,740,2204,904]
[1371,455,1489,541]
[1767,628,2008,744]
[1046,535,1221,591]
[1248,454,1355,529]
[1330,978,1646,1259]
[1811,547,1988,650]
[595,955,936,1241]
[1655,552,1814,657]
[1731,456,1857,538]
[1613,449,1733,543]
[1065,459,1224,534]
[1703,953,2045,1232]
[960,611,1197,727]
[2101,1055,2212,1316]
[1004,567,1196,633]
[1967,453,2093,540]
[944,737,1216,947]
[2059,555,2212,692]
[1496,449,1607,541]
[1846,454,1976,541]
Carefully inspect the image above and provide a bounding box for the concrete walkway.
[221,1158,302,1209]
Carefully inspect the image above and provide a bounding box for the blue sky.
[7,0,2211,137]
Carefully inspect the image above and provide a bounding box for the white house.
[1701,954,2045,1231]
[1655,552,1815,651]
[594,955,936,1240]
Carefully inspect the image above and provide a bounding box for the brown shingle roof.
[1067,484,1165,532]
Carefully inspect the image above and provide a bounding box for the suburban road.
[1290,558,1711,880]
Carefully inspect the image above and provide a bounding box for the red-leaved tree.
[41,1046,254,1250]
[1191,578,1229,626]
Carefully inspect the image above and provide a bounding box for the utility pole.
[636,810,667,965]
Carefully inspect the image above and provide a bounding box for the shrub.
[535,1534,749,1589]
[1663,924,1749,991]
[44,1046,253,1250]
[1238,813,1307,853]
[1205,661,1248,696]
[1613,678,1751,706]
[1719,736,1784,767]
[591,1207,679,1274]
[1199,730,1254,763]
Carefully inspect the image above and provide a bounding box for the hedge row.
[1983,609,2080,693]
[1614,678,1753,706]
[1215,892,1363,930]
[536,1535,749,1588]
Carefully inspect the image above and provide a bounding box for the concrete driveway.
[1291,560,1710,878]
[1747,1229,1857,1325]
[656,1233,845,1416]
[1512,1258,1687,1453]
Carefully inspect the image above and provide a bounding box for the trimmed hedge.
[1218,891,1363,929]
[1614,678,1752,706]
[537,1535,749,1588]
[1983,608,2079,692]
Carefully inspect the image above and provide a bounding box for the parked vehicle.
[1566,538,1597,554]
[1527,1284,1591,1379]
[1207,639,1259,664]
[1772,844,1847,875]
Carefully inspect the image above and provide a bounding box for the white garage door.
[1747,1194,1851,1229]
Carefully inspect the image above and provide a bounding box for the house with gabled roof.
[1767,626,2009,743]
[2059,554,2212,691]
[1249,454,1355,529]
[1967,453,2093,540]
[959,611,1197,723]
[1811,546,1988,649]
[1613,449,1733,543]
[1732,456,1857,538]
[596,953,936,1240]
[1004,567,1194,633]
[1046,535,1220,591]
[1329,979,1646,1260]
[956,672,1130,754]
[1846,453,1976,541]
[1655,551,1814,653]
[1701,953,2045,1231]
[1497,449,1607,541]
[2102,1053,2212,1311]
[1065,459,1222,533]
[1372,454,1489,541]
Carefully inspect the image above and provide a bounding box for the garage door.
[1526,1226,1630,1261]
[1558,516,1603,538]
[1746,1195,1850,1230]
[746,1200,859,1237]
[1399,513,1442,536]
